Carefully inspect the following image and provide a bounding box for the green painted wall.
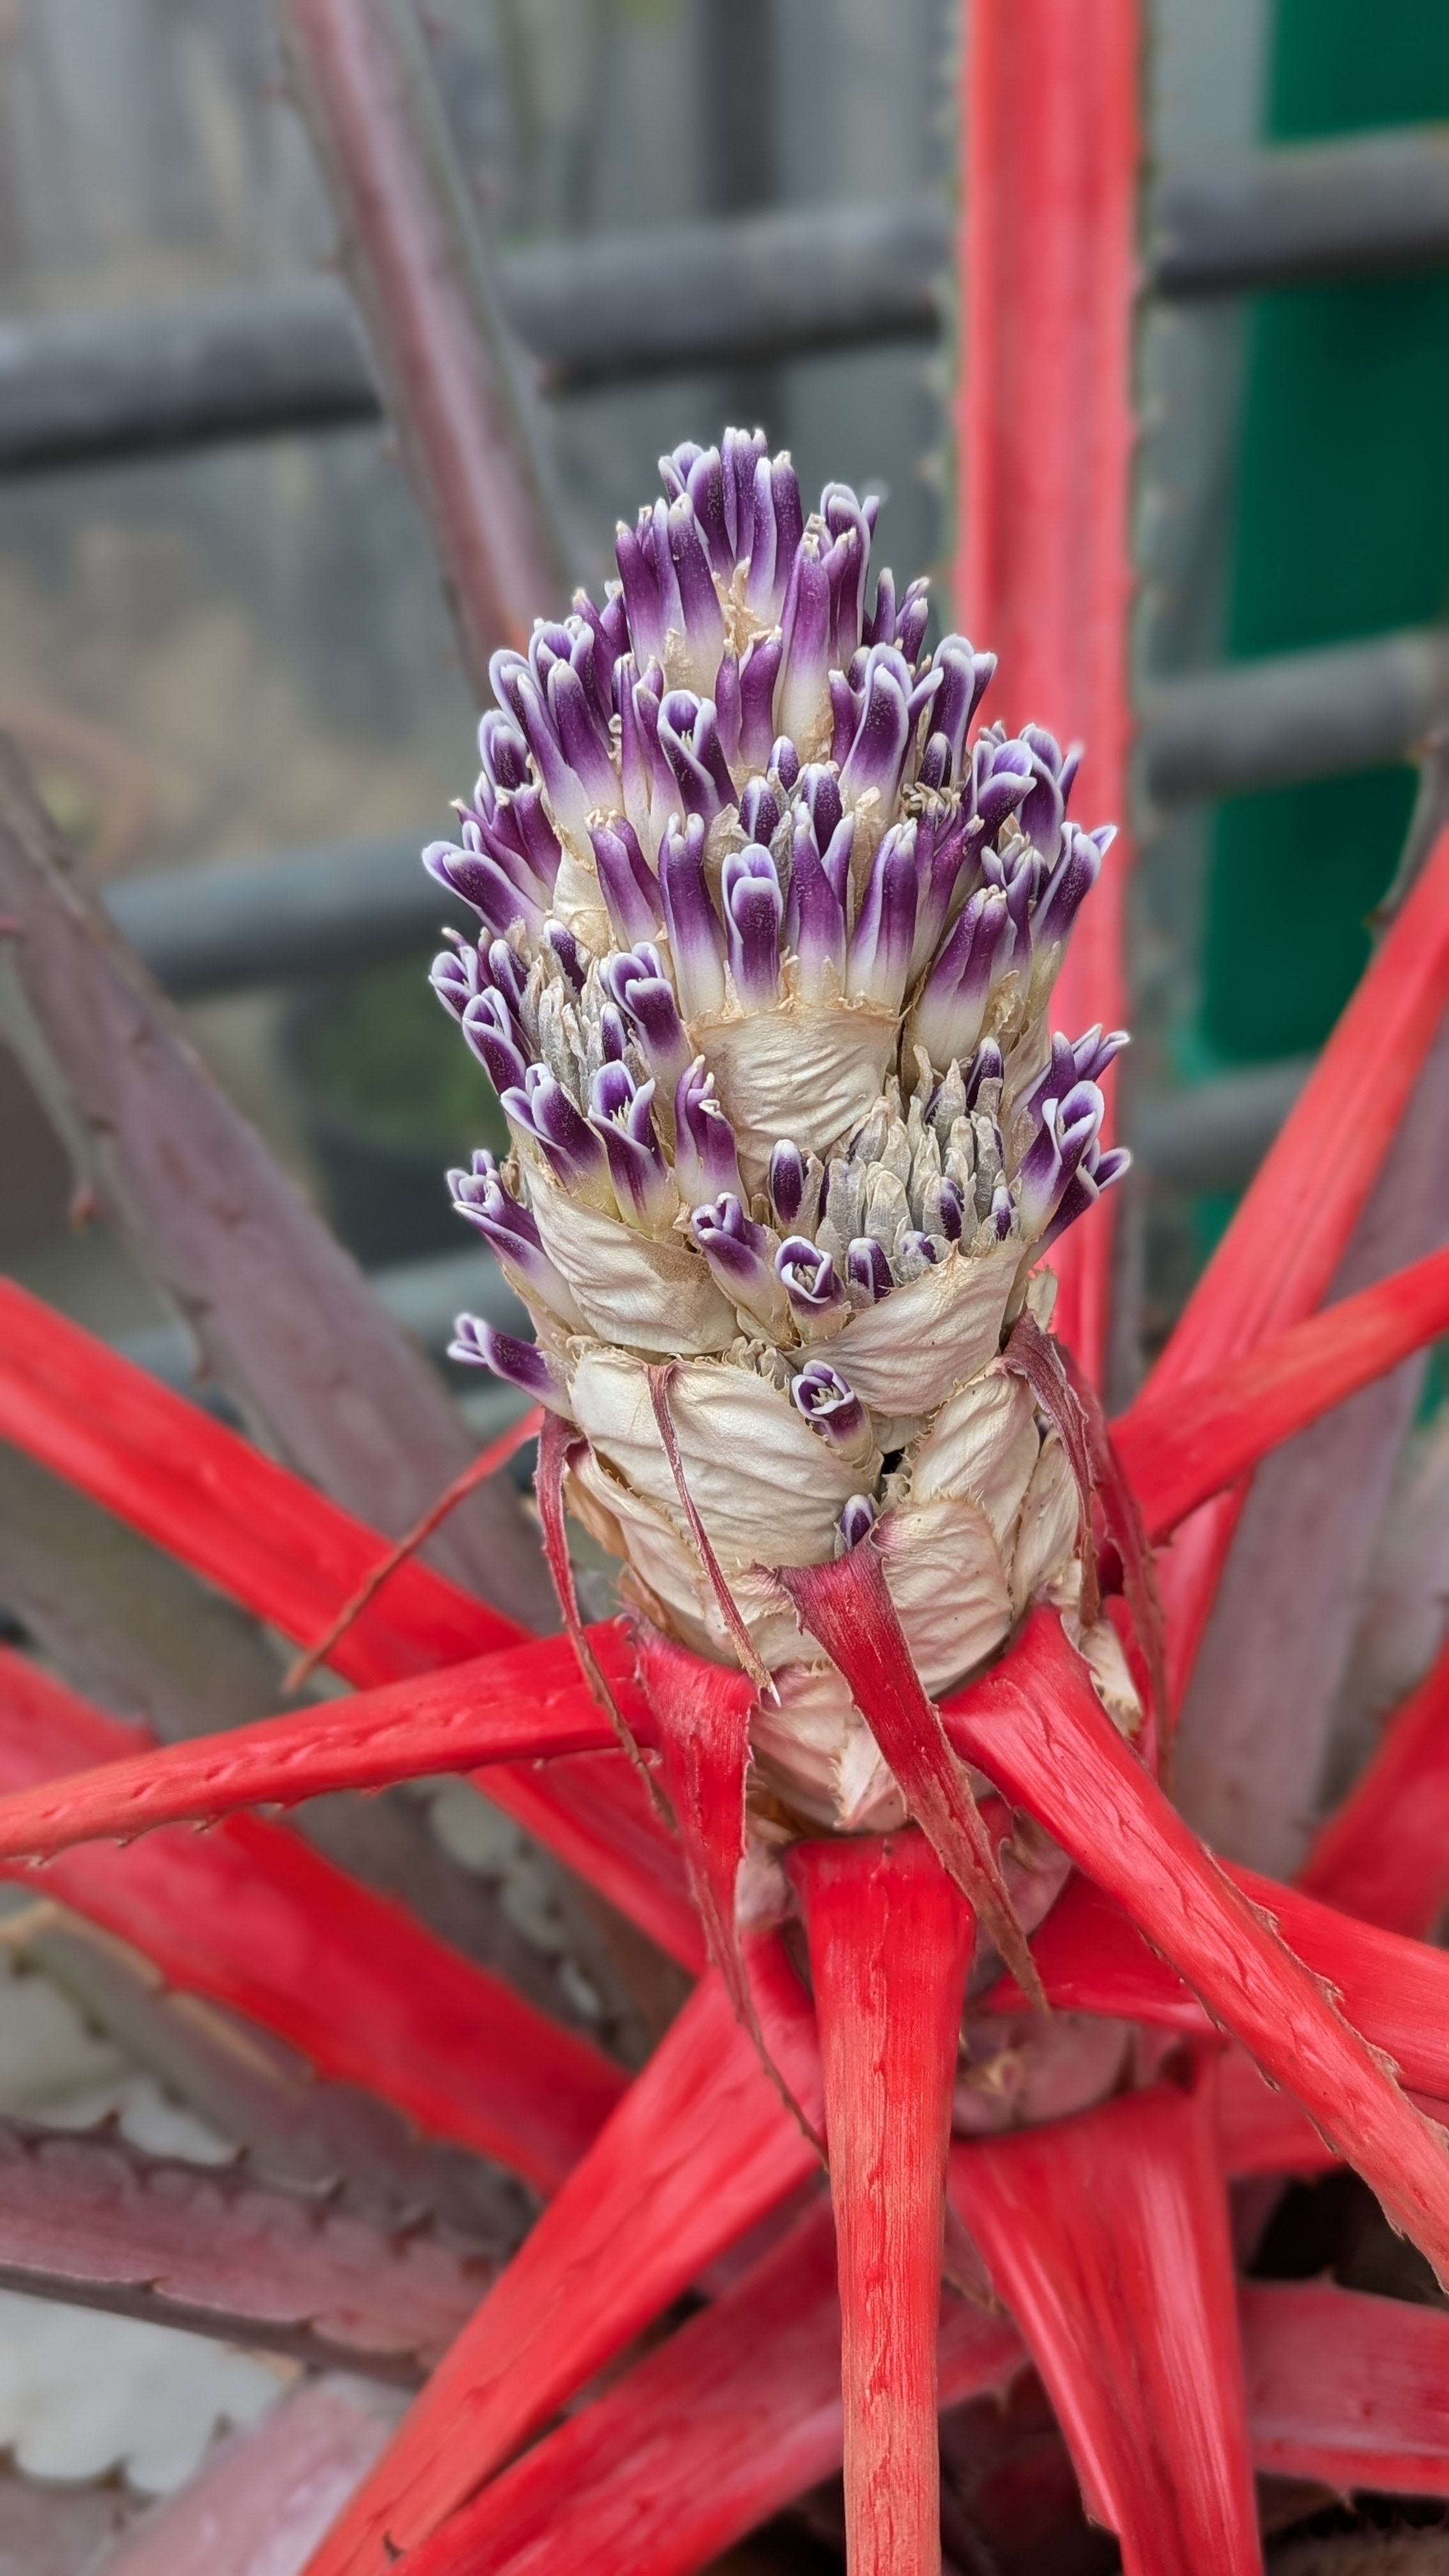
[1199,0,1449,1066]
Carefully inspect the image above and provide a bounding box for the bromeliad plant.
[5,436,1449,2574]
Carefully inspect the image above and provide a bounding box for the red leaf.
[1147,824,1449,1684]
[1151,825,1449,1403]
[1116,1248,1449,1544]
[955,0,1138,1390]
[1298,1635,1449,1935]
[779,1547,1043,2005]
[401,2202,1025,2576]
[986,1844,1449,2125]
[0,1653,625,2195]
[386,2197,1449,2576]
[950,2069,1261,2575]
[0,1636,626,1854]
[1241,2276,1449,2496]
[302,1940,822,2576]
[788,1833,975,2576]
[0,1284,698,1959]
[0,1281,516,1682]
[945,1612,1449,2285]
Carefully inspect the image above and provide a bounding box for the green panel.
[1199,0,1449,1070]
[1202,769,1415,1063]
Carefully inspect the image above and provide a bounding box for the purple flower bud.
[722,427,769,565]
[542,920,585,990]
[588,1061,675,1228]
[658,691,736,820]
[1012,731,1074,866]
[744,451,804,623]
[924,1179,965,1243]
[821,484,873,661]
[792,1360,868,1448]
[908,808,977,982]
[775,533,832,748]
[590,816,663,944]
[430,943,482,1022]
[776,1235,846,1326]
[738,634,783,770]
[768,1140,806,1227]
[675,1057,744,1204]
[572,585,629,706]
[460,990,530,1096]
[910,886,1011,1068]
[448,1315,564,1411]
[487,939,530,1016]
[447,1146,508,1214]
[836,1493,878,1553]
[424,839,547,941]
[689,1192,787,1328]
[721,844,784,1006]
[714,651,742,770]
[972,733,1036,842]
[599,1003,628,1062]
[965,1039,1004,1108]
[739,776,781,846]
[502,1066,610,1194]
[784,816,847,999]
[1015,1080,1108,1239]
[477,709,530,792]
[896,1230,939,1271]
[659,440,705,504]
[846,1236,893,1303]
[615,501,682,669]
[1074,1024,1130,1086]
[602,944,693,1094]
[1020,1033,1081,1129]
[917,733,952,793]
[895,578,931,665]
[839,644,916,812]
[771,735,801,793]
[547,659,616,805]
[501,786,565,893]
[796,764,843,850]
[862,566,896,649]
[618,668,677,858]
[829,670,859,768]
[659,816,726,1018]
[671,445,730,575]
[1033,822,1114,954]
[447,1158,575,1311]
[666,496,726,689]
[490,655,596,840]
[929,638,997,781]
[847,820,917,1009]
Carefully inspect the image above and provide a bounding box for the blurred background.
[0,0,1447,2557]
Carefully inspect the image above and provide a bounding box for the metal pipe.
[1153,123,1449,298]
[1131,1061,1311,1194]
[105,832,463,999]
[1139,627,1449,807]
[5,123,1449,482]
[0,203,951,477]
